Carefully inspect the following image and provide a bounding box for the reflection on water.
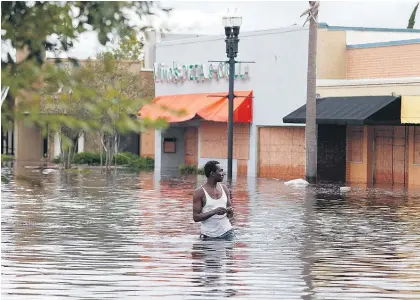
[2,169,420,299]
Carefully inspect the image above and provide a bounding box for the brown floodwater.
[1,168,420,299]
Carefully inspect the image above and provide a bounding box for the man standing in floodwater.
[192,160,234,240]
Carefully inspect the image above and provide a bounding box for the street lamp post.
[223,11,242,183]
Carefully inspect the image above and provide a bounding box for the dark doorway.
[119,132,140,155]
[317,125,347,184]
[1,127,14,155]
[43,136,48,157]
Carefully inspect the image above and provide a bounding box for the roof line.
[157,27,308,47]
[318,22,420,33]
[317,77,420,87]
[347,38,420,49]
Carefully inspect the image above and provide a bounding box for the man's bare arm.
[192,188,226,222]
[222,184,234,217]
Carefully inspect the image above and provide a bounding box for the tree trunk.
[114,132,119,174]
[305,1,318,184]
[407,2,419,29]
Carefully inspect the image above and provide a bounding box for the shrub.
[179,164,196,174]
[64,168,93,174]
[72,152,102,165]
[127,156,154,171]
[179,164,205,175]
[52,156,62,164]
[66,152,154,171]
[1,154,14,162]
[114,152,140,165]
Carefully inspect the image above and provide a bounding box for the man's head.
[204,160,225,182]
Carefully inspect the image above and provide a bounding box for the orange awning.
[139,91,253,123]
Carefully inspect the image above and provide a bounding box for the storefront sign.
[153,62,250,83]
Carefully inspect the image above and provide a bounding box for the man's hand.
[226,207,234,217]
[213,207,227,215]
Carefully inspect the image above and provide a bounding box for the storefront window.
[163,138,176,153]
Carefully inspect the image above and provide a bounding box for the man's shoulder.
[220,183,229,191]
[193,186,205,197]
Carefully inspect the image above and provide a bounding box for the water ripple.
[2,169,420,299]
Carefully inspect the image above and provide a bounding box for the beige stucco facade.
[12,49,45,177]
[317,78,420,97]
[316,28,347,79]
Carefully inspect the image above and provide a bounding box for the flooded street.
[2,169,420,299]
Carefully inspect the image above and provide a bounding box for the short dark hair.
[204,160,220,178]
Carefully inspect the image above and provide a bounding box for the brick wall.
[347,43,420,79]
[138,70,155,99]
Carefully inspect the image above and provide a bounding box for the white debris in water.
[284,178,309,186]
[340,186,351,192]
[42,169,55,175]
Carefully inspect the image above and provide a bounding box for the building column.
[144,31,156,70]
[247,124,258,177]
[54,132,61,158]
[153,129,162,191]
[14,119,43,176]
[154,129,162,172]
[78,133,85,153]
[197,126,201,167]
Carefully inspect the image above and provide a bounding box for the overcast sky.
[59,1,420,59]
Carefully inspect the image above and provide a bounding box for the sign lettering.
[153,62,250,83]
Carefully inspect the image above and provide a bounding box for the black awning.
[283,96,401,125]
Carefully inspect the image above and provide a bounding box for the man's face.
[212,164,225,182]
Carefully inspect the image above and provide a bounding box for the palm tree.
[407,2,419,29]
[301,1,320,183]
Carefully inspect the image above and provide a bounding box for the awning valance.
[139,91,253,123]
[401,96,420,124]
[283,96,401,125]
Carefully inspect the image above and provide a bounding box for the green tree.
[39,35,168,171]
[408,2,419,29]
[80,52,167,171]
[111,31,144,60]
[40,64,92,169]
[1,1,170,129]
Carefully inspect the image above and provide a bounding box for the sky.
[51,1,420,59]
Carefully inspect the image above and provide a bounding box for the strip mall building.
[140,24,420,188]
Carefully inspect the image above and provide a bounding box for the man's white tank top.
[200,183,232,237]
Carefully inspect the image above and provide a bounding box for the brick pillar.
[13,48,45,177]
[14,118,43,177]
